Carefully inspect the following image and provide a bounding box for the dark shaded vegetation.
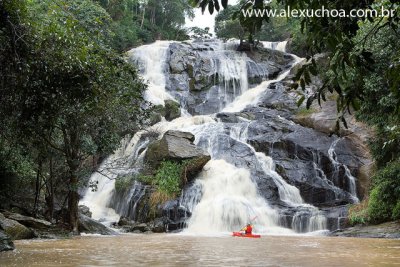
[0,0,193,233]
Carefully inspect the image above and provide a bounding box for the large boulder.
[78,214,117,235]
[0,213,35,240]
[78,205,92,218]
[0,230,14,252]
[245,47,294,80]
[145,130,211,171]
[2,211,52,230]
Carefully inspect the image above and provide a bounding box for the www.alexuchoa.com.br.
[242,6,396,18]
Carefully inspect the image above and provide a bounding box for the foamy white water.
[185,160,293,235]
[222,67,293,113]
[262,41,288,52]
[328,139,359,202]
[256,152,304,205]
[81,40,342,234]
[128,41,175,106]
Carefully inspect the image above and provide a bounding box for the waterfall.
[261,41,288,52]
[184,160,292,234]
[128,40,175,106]
[228,122,303,206]
[222,66,300,113]
[328,139,359,202]
[255,152,303,205]
[194,41,251,112]
[80,135,143,224]
[81,39,356,234]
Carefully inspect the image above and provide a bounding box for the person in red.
[242,223,253,235]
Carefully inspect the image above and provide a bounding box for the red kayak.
[232,232,261,238]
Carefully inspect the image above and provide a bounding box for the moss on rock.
[164,100,180,121]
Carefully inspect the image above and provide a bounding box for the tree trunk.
[48,157,54,222]
[33,160,42,216]
[63,122,81,235]
[68,172,79,234]
[140,7,146,28]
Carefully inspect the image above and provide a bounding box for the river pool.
[1,234,399,266]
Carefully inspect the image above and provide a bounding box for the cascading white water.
[128,41,175,106]
[255,153,303,205]
[81,39,353,234]
[197,41,251,110]
[185,160,293,234]
[181,118,327,233]
[222,57,302,113]
[80,115,217,221]
[291,209,327,233]
[262,41,288,53]
[228,122,304,206]
[328,139,359,202]
[80,135,143,224]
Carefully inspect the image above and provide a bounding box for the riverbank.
[330,221,400,239]
[2,208,399,253]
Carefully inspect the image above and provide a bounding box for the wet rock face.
[161,200,190,232]
[330,221,400,239]
[0,230,14,252]
[110,183,152,223]
[78,205,92,218]
[150,100,181,124]
[165,41,293,115]
[245,109,358,208]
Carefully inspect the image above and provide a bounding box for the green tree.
[189,26,213,39]
[215,4,247,41]
[0,0,147,232]
[96,0,194,51]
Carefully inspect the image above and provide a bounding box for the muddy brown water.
[1,234,399,266]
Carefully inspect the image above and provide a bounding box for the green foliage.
[392,201,400,220]
[136,174,154,185]
[136,159,195,197]
[214,1,270,44]
[348,200,369,226]
[349,211,368,226]
[115,175,135,193]
[215,4,246,41]
[0,0,148,227]
[96,0,193,52]
[368,161,400,223]
[154,161,183,197]
[0,140,36,180]
[189,26,213,39]
[353,20,400,167]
